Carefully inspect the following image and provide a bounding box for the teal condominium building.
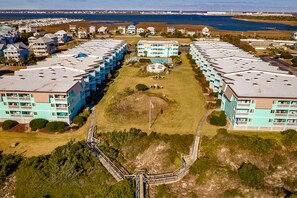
[137,40,179,57]
[190,41,297,131]
[0,40,126,124]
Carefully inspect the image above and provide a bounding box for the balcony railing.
[21,106,32,109]
[236,112,249,116]
[8,105,19,109]
[55,98,67,101]
[237,103,251,107]
[22,114,33,117]
[273,122,286,125]
[57,116,68,119]
[236,121,248,125]
[56,107,68,110]
[11,114,21,117]
[7,96,18,100]
[289,114,297,117]
[277,104,290,108]
[287,122,297,126]
[275,113,288,117]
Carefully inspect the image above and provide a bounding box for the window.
[5,111,9,114]
[269,119,273,123]
[52,113,56,116]
[32,103,35,106]
[34,112,37,115]
[271,110,275,113]
[3,102,7,105]
[250,109,254,113]
[248,118,253,122]
[51,104,55,107]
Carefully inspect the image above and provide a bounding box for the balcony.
[8,105,19,109]
[56,106,68,111]
[11,114,21,117]
[277,104,290,108]
[273,122,286,126]
[237,121,248,125]
[6,96,18,100]
[22,114,33,117]
[275,113,288,117]
[287,122,297,126]
[55,97,67,101]
[57,116,68,119]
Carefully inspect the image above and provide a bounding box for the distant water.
[0,13,296,31]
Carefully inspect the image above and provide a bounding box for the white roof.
[224,71,297,98]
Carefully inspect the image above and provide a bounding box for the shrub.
[238,162,264,187]
[135,84,149,91]
[280,52,293,59]
[292,57,297,67]
[73,116,85,126]
[29,118,48,131]
[209,111,227,126]
[281,129,297,146]
[139,58,152,64]
[2,120,17,130]
[223,188,243,197]
[79,109,90,119]
[46,121,66,132]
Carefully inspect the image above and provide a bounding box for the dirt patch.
[0,173,16,198]
[107,92,170,122]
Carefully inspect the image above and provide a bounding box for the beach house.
[4,42,29,62]
[31,36,56,57]
[89,26,97,34]
[54,30,69,44]
[77,27,89,39]
[147,27,156,35]
[98,26,108,34]
[137,28,145,35]
[126,25,136,34]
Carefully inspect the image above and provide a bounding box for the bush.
[2,120,17,130]
[79,108,91,119]
[73,116,85,126]
[139,58,152,64]
[280,52,293,59]
[135,84,149,91]
[238,162,264,187]
[292,57,297,67]
[281,129,297,146]
[29,118,48,131]
[209,111,227,126]
[46,121,66,132]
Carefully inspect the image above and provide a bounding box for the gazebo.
[147,63,166,73]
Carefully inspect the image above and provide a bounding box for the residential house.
[98,26,108,34]
[137,28,145,35]
[117,26,126,34]
[31,36,56,57]
[18,24,37,33]
[187,31,197,37]
[44,33,59,46]
[177,28,186,34]
[147,27,156,35]
[54,30,69,44]
[167,27,175,33]
[4,42,29,62]
[89,26,97,34]
[293,32,297,40]
[126,25,136,35]
[77,27,88,39]
[0,25,18,44]
[201,27,210,37]
[28,36,37,46]
[137,40,179,57]
[69,24,77,32]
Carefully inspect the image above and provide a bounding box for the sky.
[0,0,296,12]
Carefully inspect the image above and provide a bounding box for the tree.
[27,52,37,65]
[209,111,227,126]
[7,58,16,66]
[18,58,25,66]
[280,52,293,59]
[0,56,5,65]
[46,121,66,132]
[291,57,297,67]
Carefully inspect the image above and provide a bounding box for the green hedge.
[139,58,152,63]
[29,118,48,131]
[209,111,227,126]
[46,121,66,132]
[292,57,297,67]
[2,120,17,130]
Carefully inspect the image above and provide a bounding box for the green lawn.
[96,54,207,135]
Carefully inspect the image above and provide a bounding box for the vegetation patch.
[14,141,135,197]
[46,121,66,132]
[208,111,227,126]
[135,83,149,91]
[2,120,17,131]
[29,118,48,131]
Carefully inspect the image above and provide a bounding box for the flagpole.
[149,100,151,130]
